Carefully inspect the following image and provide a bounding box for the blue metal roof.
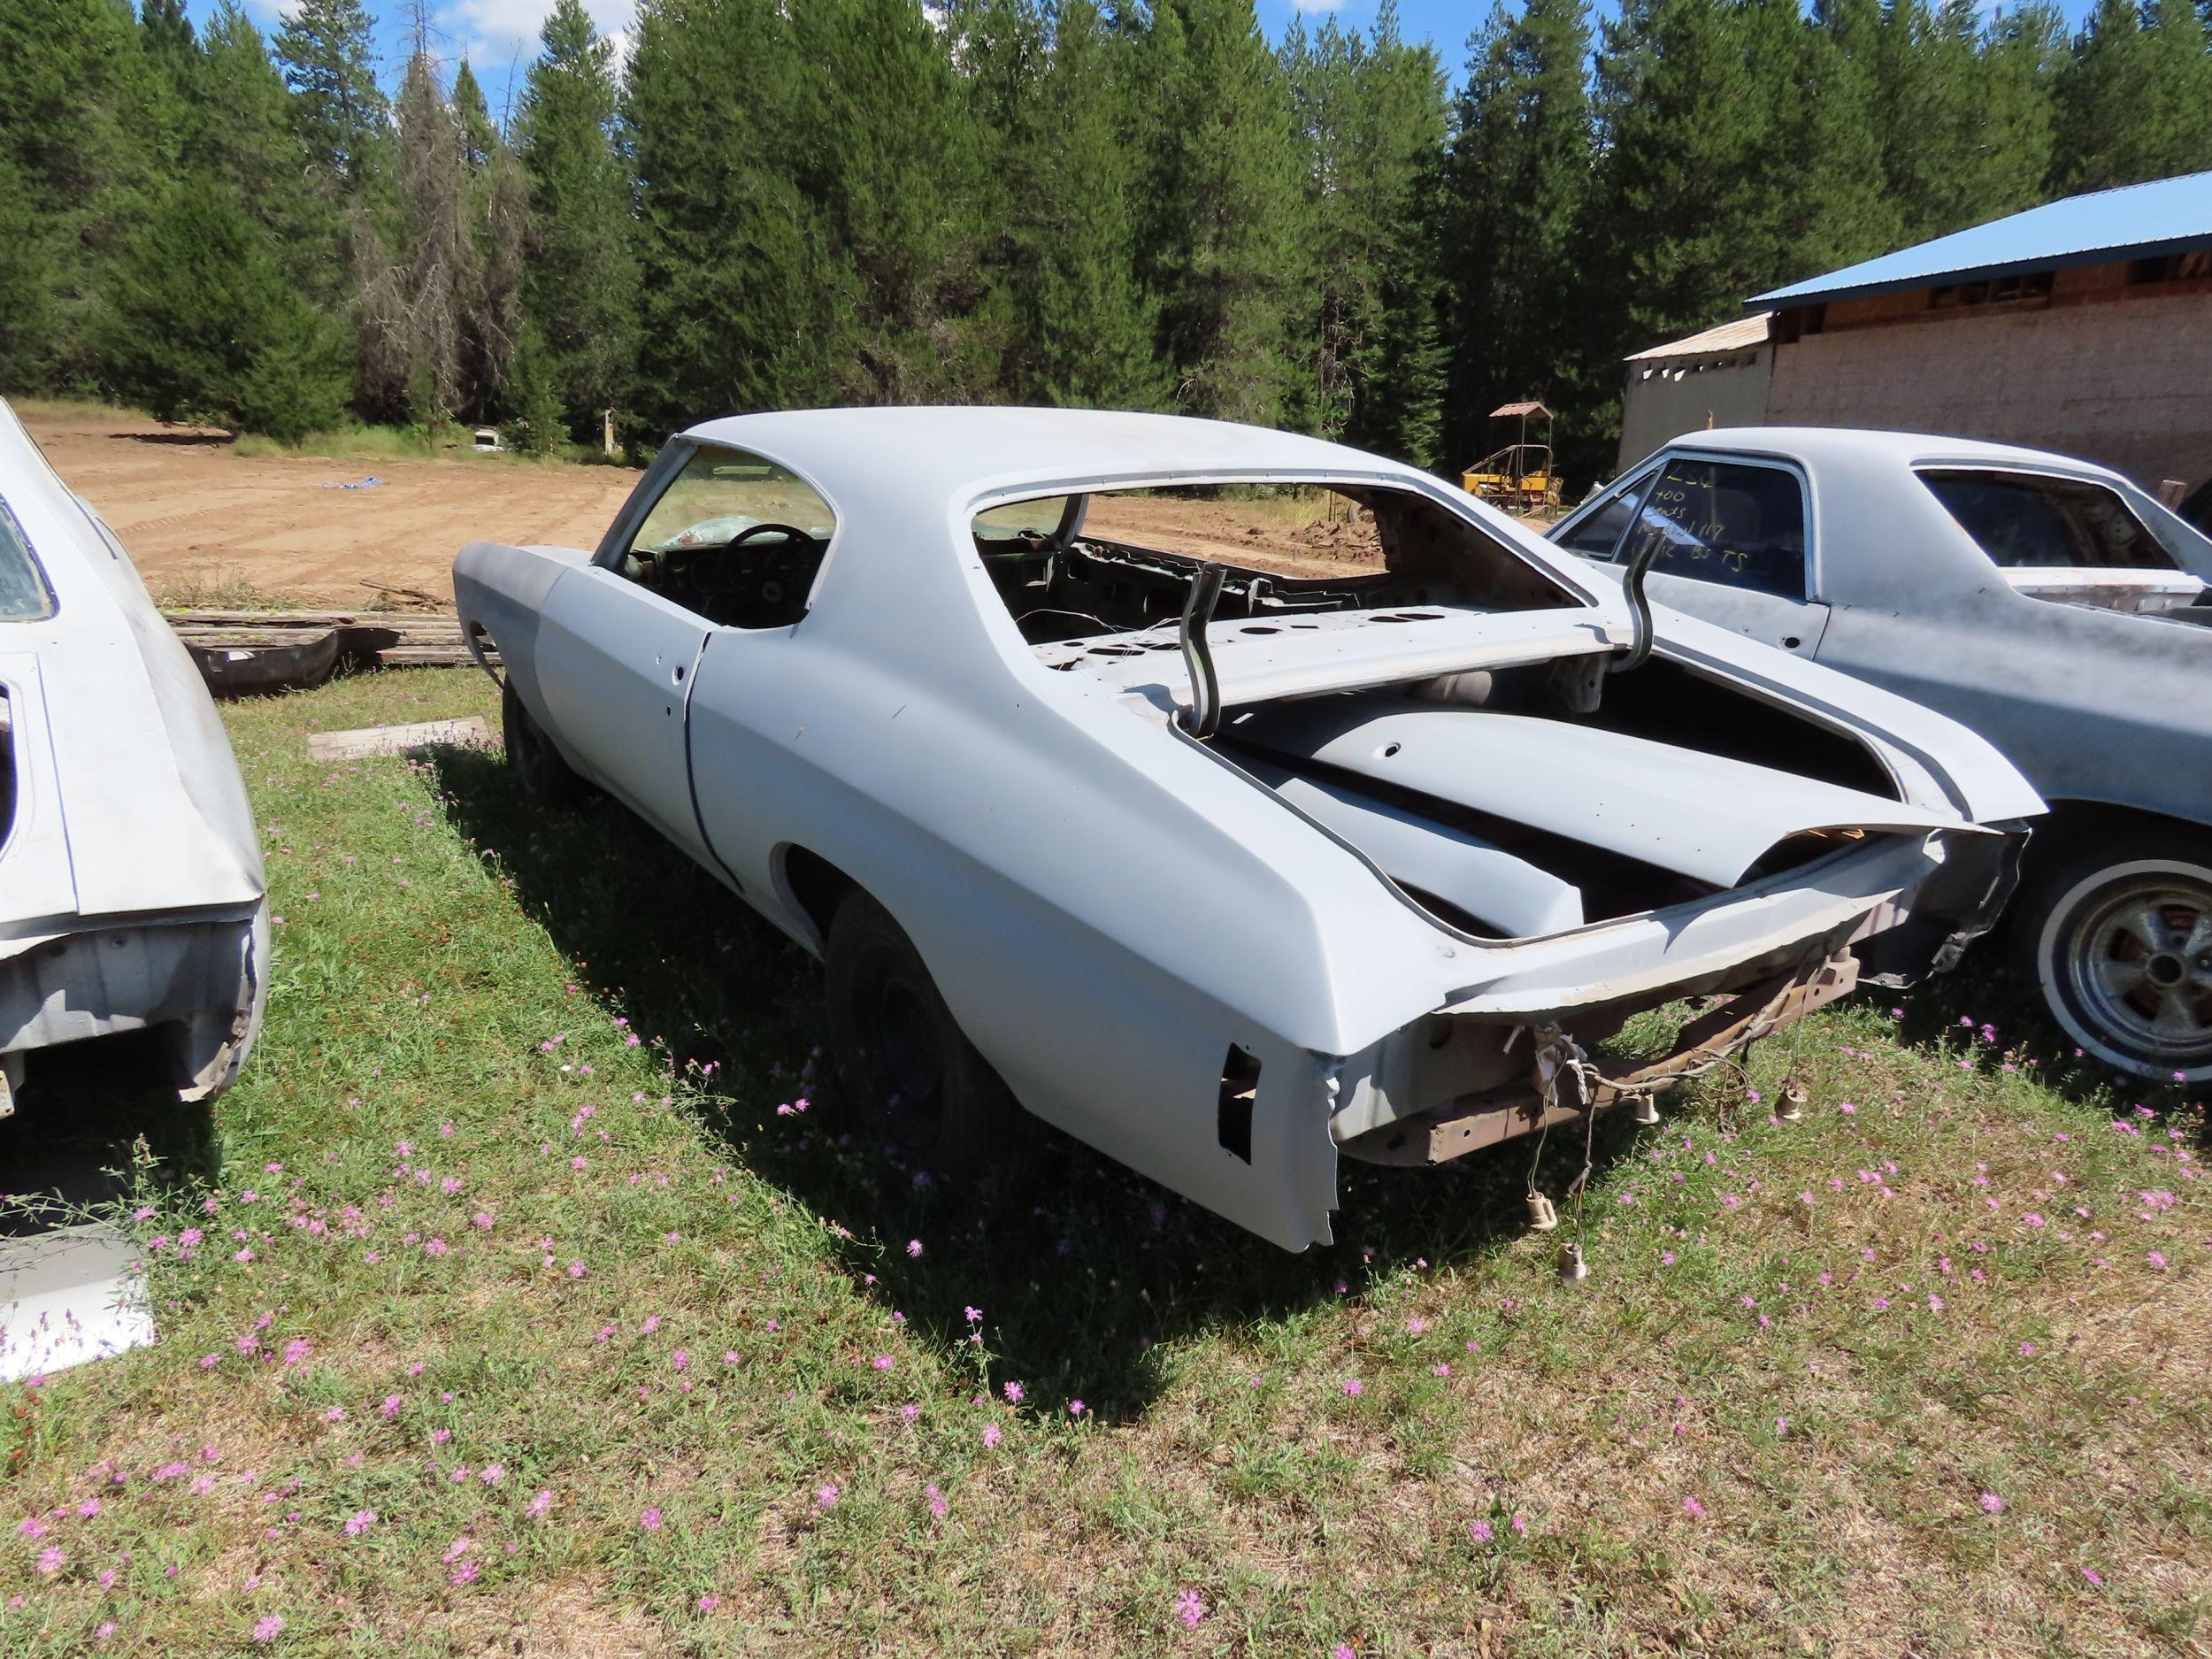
[1749,169,2212,309]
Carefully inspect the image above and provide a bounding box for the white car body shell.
[0,400,268,1108]
[457,408,2042,1248]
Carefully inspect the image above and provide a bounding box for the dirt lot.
[21,406,639,605]
[22,406,1428,603]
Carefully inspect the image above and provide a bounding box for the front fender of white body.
[451,540,594,733]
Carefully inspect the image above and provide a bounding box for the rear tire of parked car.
[2012,830,2212,1091]
[502,680,582,805]
[822,892,1033,1182]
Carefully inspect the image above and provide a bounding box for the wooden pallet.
[164,608,495,692]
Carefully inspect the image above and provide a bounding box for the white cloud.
[434,0,637,53]
[1290,0,1344,11]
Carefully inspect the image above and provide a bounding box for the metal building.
[1620,169,2212,496]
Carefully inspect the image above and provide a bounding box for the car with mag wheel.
[1552,427,2212,1087]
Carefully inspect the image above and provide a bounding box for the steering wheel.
[726,522,816,549]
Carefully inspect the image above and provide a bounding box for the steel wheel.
[2028,846,2212,1087]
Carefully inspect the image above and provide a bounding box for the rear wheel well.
[780,846,857,952]
[2031,800,2212,869]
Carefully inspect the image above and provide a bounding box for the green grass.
[2,667,2207,1656]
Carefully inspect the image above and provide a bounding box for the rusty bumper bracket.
[1343,951,1862,1168]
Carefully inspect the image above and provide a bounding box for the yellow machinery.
[1461,401,1560,513]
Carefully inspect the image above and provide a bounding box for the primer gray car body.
[1552,427,2212,1084]
[0,400,269,1117]
[456,408,2042,1249]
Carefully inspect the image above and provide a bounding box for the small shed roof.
[1749,168,2212,309]
[1490,400,1551,419]
[1624,312,1773,364]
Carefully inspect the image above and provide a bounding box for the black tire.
[822,892,1033,1181]
[2011,828,2212,1089]
[502,680,582,805]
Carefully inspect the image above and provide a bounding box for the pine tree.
[2051,0,2212,191]
[1978,0,2066,216]
[995,0,1163,407]
[274,0,389,200]
[1136,0,1307,426]
[1589,0,1790,332]
[2137,0,2212,180]
[0,0,162,382]
[0,153,53,390]
[1784,0,1897,272]
[1285,4,1448,461]
[518,0,639,435]
[358,51,482,424]
[1440,0,1594,470]
[92,175,349,442]
[191,4,327,253]
[452,60,526,421]
[784,0,993,401]
[626,0,849,426]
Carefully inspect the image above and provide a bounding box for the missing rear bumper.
[1340,950,1860,1167]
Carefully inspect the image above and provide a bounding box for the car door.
[534,563,717,864]
[1553,450,1831,657]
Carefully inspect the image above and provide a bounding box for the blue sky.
[198,0,2091,124]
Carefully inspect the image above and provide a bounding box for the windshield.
[0,500,55,621]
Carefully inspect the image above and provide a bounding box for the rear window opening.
[1918,468,2177,571]
[973,482,1578,646]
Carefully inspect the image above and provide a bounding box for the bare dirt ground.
[25,406,1546,603]
[21,406,638,606]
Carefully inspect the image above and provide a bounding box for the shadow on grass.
[426,746,1652,1420]
[0,1034,216,1239]
[1888,939,2204,1125]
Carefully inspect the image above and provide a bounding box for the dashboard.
[629,527,826,629]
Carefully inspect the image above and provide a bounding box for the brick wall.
[1764,286,2212,492]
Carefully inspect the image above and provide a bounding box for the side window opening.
[0,499,56,622]
[1555,472,1653,559]
[1918,469,2178,572]
[972,482,1581,647]
[1617,457,1809,599]
[617,445,836,628]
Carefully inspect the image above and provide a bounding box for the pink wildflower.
[1174,1588,1206,1628]
[251,1615,282,1642]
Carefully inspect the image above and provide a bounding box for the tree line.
[1,0,2208,482]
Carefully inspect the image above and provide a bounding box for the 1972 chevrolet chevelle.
[455,409,2042,1248]
[1552,428,2212,1087]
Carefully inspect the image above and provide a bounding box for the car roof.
[1664,426,2129,480]
[679,406,1427,502]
